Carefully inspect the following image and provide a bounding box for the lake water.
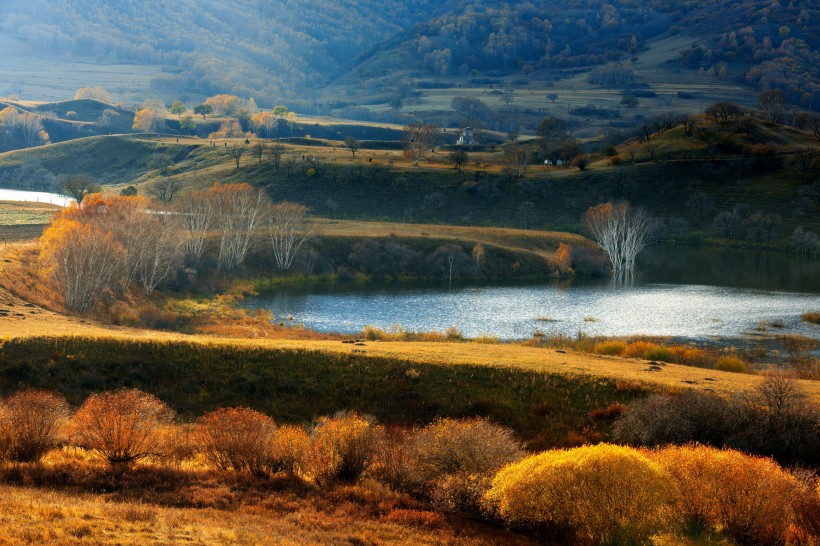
[243,246,820,341]
[0,189,73,207]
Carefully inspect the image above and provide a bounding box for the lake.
[0,189,73,207]
[242,246,820,341]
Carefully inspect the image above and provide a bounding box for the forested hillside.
[1,0,818,112]
[0,0,446,100]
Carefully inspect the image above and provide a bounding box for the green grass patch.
[0,336,646,448]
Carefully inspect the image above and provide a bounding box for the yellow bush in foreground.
[483,444,674,545]
[652,445,801,545]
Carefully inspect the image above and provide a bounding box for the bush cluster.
[613,374,820,466]
[1,387,818,545]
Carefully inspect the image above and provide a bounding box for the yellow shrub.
[303,412,381,486]
[624,341,659,359]
[484,444,675,545]
[678,347,709,367]
[643,346,677,363]
[653,445,801,545]
[716,355,748,373]
[593,341,627,356]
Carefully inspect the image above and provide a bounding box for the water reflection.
[243,246,820,341]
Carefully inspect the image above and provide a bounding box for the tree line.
[39,185,311,312]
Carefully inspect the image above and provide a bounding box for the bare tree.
[268,144,286,168]
[758,89,787,124]
[229,145,245,169]
[18,112,45,146]
[147,177,183,203]
[210,183,270,271]
[582,202,650,275]
[59,174,100,203]
[518,201,536,230]
[504,144,528,177]
[268,201,312,271]
[344,136,360,158]
[403,122,439,166]
[175,190,214,262]
[251,142,266,164]
[133,212,183,296]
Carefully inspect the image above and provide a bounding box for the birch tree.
[175,190,214,262]
[582,202,650,276]
[268,201,312,271]
[210,183,270,271]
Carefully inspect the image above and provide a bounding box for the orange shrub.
[484,444,675,545]
[71,389,174,466]
[195,407,279,476]
[678,347,709,367]
[0,389,69,463]
[303,412,381,486]
[624,340,659,359]
[653,445,801,545]
[593,340,627,356]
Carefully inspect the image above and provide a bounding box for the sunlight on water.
[244,281,820,341]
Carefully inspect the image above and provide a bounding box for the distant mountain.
[0,0,818,119]
[0,0,447,101]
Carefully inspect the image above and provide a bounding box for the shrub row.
[1,387,818,545]
[592,339,750,372]
[613,374,820,466]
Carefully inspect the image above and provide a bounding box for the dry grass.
[312,218,596,261]
[0,201,60,226]
[0,479,533,545]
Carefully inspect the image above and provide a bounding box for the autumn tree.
[131,210,182,296]
[179,114,196,133]
[74,87,112,103]
[210,183,270,271]
[344,136,360,158]
[39,217,127,312]
[268,201,312,271]
[582,202,650,276]
[468,243,485,275]
[553,242,572,276]
[250,111,277,137]
[71,389,174,466]
[132,108,163,133]
[204,94,240,117]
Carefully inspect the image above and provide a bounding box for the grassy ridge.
[0,336,643,448]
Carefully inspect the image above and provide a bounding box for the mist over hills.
[0,0,817,115]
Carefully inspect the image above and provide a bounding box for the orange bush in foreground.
[652,445,802,545]
[71,388,174,466]
[0,389,69,463]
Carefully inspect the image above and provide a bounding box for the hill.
[1,104,818,247]
[0,0,447,102]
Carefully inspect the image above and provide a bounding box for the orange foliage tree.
[552,242,572,276]
[39,217,127,312]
